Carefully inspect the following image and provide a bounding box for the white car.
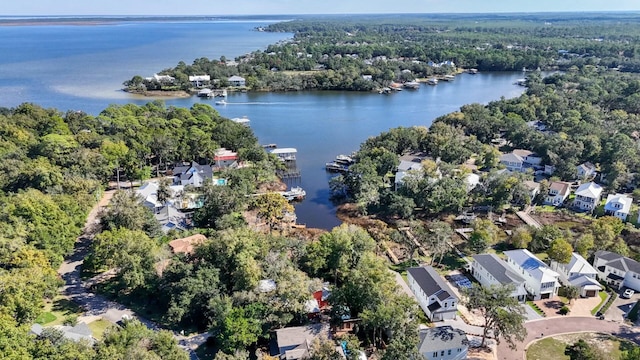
[623,289,635,299]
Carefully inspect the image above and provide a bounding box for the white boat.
[325,162,349,172]
[335,154,354,164]
[426,78,438,85]
[403,81,420,89]
[280,186,306,201]
[231,116,250,126]
[443,74,456,81]
[215,99,227,105]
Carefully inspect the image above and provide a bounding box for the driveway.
[605,290,639,322]
[523,303,543,321]
[497,317,640,360]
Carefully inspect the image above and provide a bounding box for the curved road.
[497,317,640,359]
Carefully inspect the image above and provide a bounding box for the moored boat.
[325,162,349,172]
[403,81,420,89]
[426,78,438,85]
[335,154,354,164]
[280,186,306,201]
[443,74,456,81]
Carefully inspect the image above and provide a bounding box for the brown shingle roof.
[168,234,207,254]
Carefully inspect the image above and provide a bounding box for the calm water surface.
[0,20,527,229]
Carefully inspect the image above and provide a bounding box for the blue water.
[0,20,528,229]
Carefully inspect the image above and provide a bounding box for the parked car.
[623,289,635,299]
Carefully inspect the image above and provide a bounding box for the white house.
[593,250,640,292]
[576,162,597,179]
[503,249,560,300]
[464,173,481,192]
[188,75,210,87]
[573,182,603,212]
[407,266,458,321]
[513,149,542,165]
[418,326,468,360]
[604,194,633,221]
[499,152,524,172]
[499,149,541,172]
[228,75,246,87]
[544,181,572,206]
[471,254,528,302]
[550,253,602,297]
[524,180,541,201]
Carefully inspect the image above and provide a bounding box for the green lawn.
[526,301,545,317]
[87,319,113,340]
[36,296,84,326]
[527,333,632,360]
[592,291,609,315]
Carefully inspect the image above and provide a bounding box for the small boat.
[443,75,456,81]
[467,68,478,74]
[379,87,392,94]
[426,78,438,85]
[262,143,277,149]
[515,79,527,86]
[231,116,250,126]
[280,186,306,201]
[215,99,227,105]
[403,81,420,89]
[325,162,349,172]
[335,155,354,164]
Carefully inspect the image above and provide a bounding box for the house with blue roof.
[504,249,560,300]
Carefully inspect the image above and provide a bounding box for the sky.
[3,0,640,16]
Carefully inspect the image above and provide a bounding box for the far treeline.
[126,13,640,92]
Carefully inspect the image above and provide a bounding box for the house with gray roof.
[273,324,342,360]
[418,325,468,360]
[471,254,527,302]
[550,253,602,297]
[172,161,213,187]
[593,250,640,292]
[576,162,597,179]
[407,266,458,321]
[31,322,95,345]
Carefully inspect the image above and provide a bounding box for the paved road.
[57,189,207,356]
[497,317,640,360]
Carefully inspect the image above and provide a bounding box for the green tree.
[511,226,533,249]
[100,139,129,188]
[547,238,573,264]
[251,193,294,233]
[101,190,161,238]
[217,307,261,353]
[462,284,527,349]
[565,339,606,360]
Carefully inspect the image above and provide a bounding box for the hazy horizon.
[3,0,640,16]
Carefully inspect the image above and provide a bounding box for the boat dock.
[197,88,228,98]
[325,162,349,172]
[270,148,297,162]
[278,186,306,201]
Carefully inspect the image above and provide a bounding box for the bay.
[0,19,528,230]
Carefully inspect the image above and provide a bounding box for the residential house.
[593,250,640,291]
[273,324,343,360]
[524,180,541,202]
[544,181,572,206]
[576,162,597,179]
[471,254,527,302]
[213,148,238,168]
[168,234,207,255]
[228,75,246,87]
[407,266,458,321]
[136,180,185,212]
[499,149,542,172]
[172,161,213,187]
[604,194,633,221]
[550,253,602,297]
[418,326,469,360]
[464,173,481,192]
[155,204,190,233]
[31,322,95,345]
[395,160,424,190]
[573,182,603,212]
[503,249,560,300]
[147,73,175,84]
[188,75,210,87]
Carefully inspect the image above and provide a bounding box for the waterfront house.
[188,75,210,87]
[576,162,597,179]
[172,161,214,187]
[407,266,458,321]
[544,181,572,206]
[503,249,560,300]
[524,180,541,201]
[593,250,640,292]
[228,75,246,87]
[395,160,424,190]
[213,148,238,168]
[471,254,527,302]
[573,182,603,212]
[148,73,175,84]
[550,253,602,297]
[604,194,633,221]
[418,326,469,360]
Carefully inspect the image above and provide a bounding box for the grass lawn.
[592,291,609,315]
[526,301,545,317]
[527,333,633,360]
[87,319,113,340]
[36,296,84,326]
